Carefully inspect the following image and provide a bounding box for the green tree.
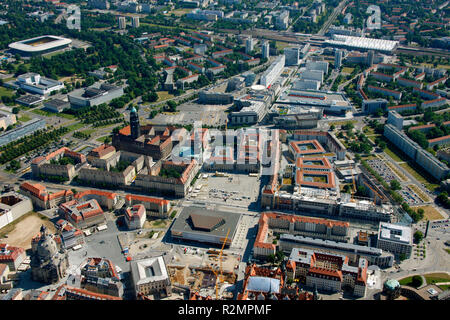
[411,275,423,288]
[413,231,424,244]
[390,180,402,191]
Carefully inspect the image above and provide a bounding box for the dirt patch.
[0,213,56,249]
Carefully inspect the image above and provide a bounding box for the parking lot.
[367,159,425,205]
[188,173,261,208]
[151,102,229,127]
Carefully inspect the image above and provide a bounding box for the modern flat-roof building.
[376,222,413,259]
[279,234,394,268]
[9,35,72,56]
[260,55,285,88]
[284,47,300,66]
[15,94,44,107]
[68,83,124,109]
[384,124,450,180]
[43,99,70,113]
[16,73,64,96]
[170,207,241,247]
[131,256,172,299]
[387,110,404,130]
[0,118,46,147]
[0,192,33,230]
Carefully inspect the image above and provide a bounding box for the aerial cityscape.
[0,0,449,305]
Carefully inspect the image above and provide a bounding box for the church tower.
[130,106,141,139]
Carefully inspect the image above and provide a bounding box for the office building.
[362,99,388,114]
[387,110,403,130]
[245,37,254,54]
[306,61,329,74]
[118,16,126,29]
[131,16,140,28]
[377,222,413,259]
[284,47,300,66]
[384,124,450,180]
[262,41,270,59]
[334,49,343,69]
[367,50,374,67]
[131,256,172,299]
[275,10,289,30]
[16,73,64,96]
[260,55,285,87]
[68,82,124,108]
[279,234,394,267]
[43,99,70,113]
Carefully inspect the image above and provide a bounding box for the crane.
[209,228,230,299]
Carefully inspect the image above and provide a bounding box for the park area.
[0,212,56,249]
[413,205,444,221]
[399,273,450,290]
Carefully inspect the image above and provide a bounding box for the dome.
[36,226,58,260]
[384,279,400,291]
[130,106,137,113]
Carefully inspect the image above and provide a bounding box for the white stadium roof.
[9,35,72,53]
[325,35,398,52]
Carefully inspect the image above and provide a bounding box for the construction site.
[167,231,239,299]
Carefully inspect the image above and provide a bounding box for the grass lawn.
[384,145,403,162]
[0,86,14,97]
[276,41,291,50]
[408,185,431,202]
[329,120,357,127]
[18,114,32,122]
[96,136,111,143]
[169,8,193,16]
[445,249,450,255]
[413,205,444,221]
[424,273,450,289]
[32,109,75,119]
[398,276,415,286]
[156,91,174,102]
[66,122,85,132]
[342,67,354,74]
[81,128,96,136]
[399,162,428,183]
